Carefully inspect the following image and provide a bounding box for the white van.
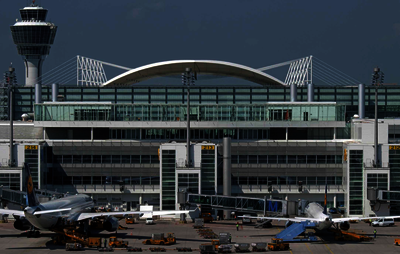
[372,218,394,227]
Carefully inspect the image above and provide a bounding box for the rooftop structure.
[10,1,57,86]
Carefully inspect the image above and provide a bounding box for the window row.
[47,175,160,185]
[55,155,159,164]
[234,176,342,186]
[231,155,343,164]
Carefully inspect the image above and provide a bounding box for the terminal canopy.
[101,60,287,87]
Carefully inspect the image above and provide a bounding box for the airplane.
[0,163,192,236]
[240,184,400,231]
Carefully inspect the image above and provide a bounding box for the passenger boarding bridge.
[0,187,64,207]
[186,193,291,216]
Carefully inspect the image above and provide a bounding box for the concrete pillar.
[223,137,231,219]
[91,127,94,141]
[307,83,314,102]
[290,84,297,102]
[358,83,365,119]
[34,83,42,104]
[285,128,288,141]
[333,194,337,207]
[25,58,43,87]
[139,194,143,205]
[52,83,59,102]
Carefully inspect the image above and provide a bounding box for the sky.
[1,0,400,86]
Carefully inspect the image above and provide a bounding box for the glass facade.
[0,173,20,190]
[349,150,363,215]
[234,176,342,186]
[35,103,345,122]
[389,150,400,215]
[178,173,199,194]
[11,86,400,122]
[231,154,342,164]
[201,148,216,195]
[367,173,388,191]
[161,150,176,210]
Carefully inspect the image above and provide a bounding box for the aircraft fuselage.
[304,202,332,230]
[24,194,94,230]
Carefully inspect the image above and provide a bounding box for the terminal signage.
[389,146,400,150]
[201,145,214,150]
[25,145,38,150]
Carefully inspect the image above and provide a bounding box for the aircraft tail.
[323,182,328,215]
[24,163,40,207]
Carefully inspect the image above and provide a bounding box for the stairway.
[276,221,317,242]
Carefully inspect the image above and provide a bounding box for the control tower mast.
[10,0,57,87]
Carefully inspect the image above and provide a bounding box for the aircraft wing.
[239,216,323,223]
[76,209,193,221]
[76,211,145,221]
[153,210,192,216]
[0,208,25,217]
[332,215,400,223]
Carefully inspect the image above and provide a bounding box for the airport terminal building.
[2,2,400,219]
[1,73,400,217]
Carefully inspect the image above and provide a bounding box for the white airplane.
[241,185,400,231]
[0,163,192,235]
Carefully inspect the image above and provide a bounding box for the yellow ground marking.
[324,243,334,254]
[305,243,313,253]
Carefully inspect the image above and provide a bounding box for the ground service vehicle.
[251,242,267,252]
[146,217,154,225]
[242,214,252,224]
[267,238,290,251]
[201,213,213,223]
[143,233,176,245]
[194,218,204,228]
[109,237,129,248]
[234,243,250,252]
[217,245,232,253]
[219,232,231,244]
[65,243,83,251]
[125,217,135,224]
[395,239,400,246]
[200,244,216,254]
[87,237,101,247]
[372,218,395,227]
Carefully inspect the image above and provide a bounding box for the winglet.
[323,182,328,215]
[24,163,40,207]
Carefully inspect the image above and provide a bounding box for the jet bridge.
[367,188,400,202]
[0,186,64,207]
[186,193,291,216]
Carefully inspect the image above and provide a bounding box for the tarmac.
[1,219,400,254]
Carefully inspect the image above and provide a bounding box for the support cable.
[313,57,361,84]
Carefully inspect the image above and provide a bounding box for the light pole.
[4,64,17,167]
[371,67,384,167]
[182,68,196,168]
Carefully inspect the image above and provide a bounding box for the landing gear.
[27,228,40,238]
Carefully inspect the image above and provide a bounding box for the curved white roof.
[102,60,287,87]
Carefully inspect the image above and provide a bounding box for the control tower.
[10,1,57,86]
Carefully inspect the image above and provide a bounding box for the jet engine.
[340,221,350,231]
[103,217,119,232]
[14,218,32,231]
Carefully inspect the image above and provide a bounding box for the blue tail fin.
[323,182,328,215]
[24,163,39,207]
